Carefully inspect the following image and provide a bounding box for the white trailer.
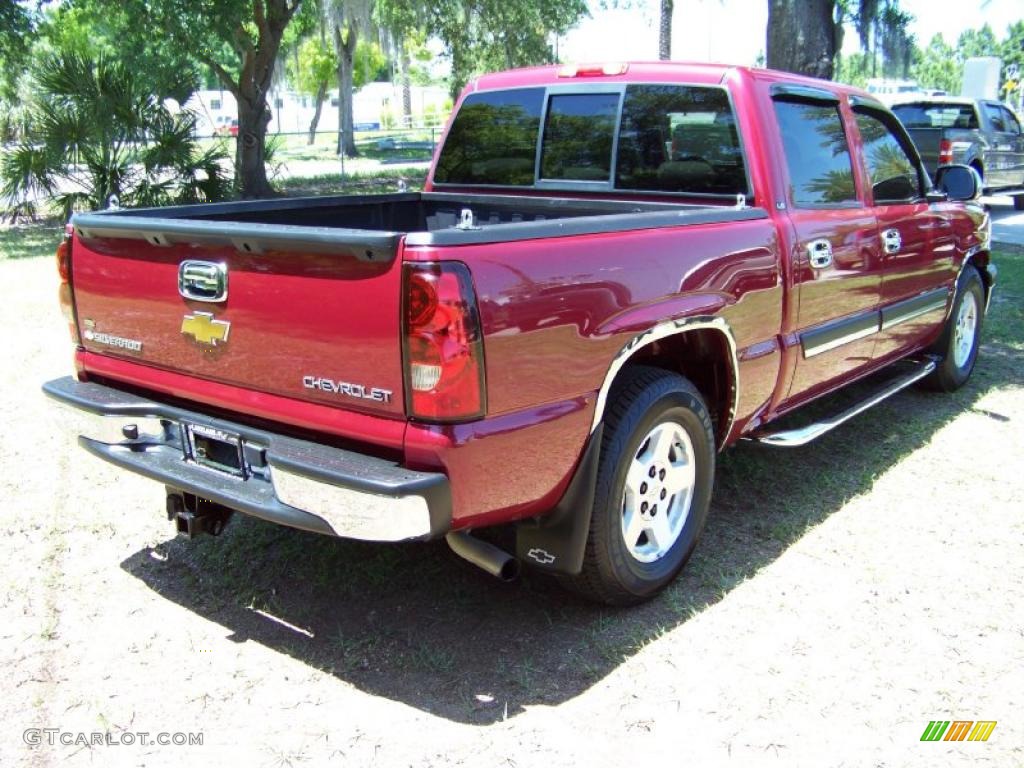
[961,57,1001,100]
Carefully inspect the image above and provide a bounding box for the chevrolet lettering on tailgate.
[302,376,393,404]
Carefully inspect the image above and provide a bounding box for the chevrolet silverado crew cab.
[45,62,995,605]
[889,94,1024,209]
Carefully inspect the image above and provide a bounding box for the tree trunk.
[334,24,358,158]
[400,42,412,125]
[766,0,836,79]
[871,25,878,78]
[236,88,274,199]
[659,0,674,61]
[307,80,327,145]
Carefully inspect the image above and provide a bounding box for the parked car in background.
[891,95,1024,209]
[212,115,231,136]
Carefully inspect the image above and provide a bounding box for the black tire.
[1014,194,1024,212]
[561,366,715,605]
[923,264,985,392]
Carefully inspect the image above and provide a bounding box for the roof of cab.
[467,60,877,104]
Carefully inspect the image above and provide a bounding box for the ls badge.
[181,311,231,346]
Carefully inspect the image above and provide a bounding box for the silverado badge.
[181,311,231,346]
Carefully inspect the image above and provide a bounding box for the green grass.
[986,250,1024,349]
[0,220,63,261]
[278,169,427,197]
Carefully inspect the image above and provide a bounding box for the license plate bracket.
[183,423,246,478]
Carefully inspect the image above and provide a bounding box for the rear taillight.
[56,239,71,282]
[56,232,80,345]
[938,139,954,165]
[403,262,486,422]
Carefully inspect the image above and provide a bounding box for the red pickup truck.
[45,62,994,605]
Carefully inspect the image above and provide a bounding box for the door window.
[772,100,858,206]
[983,103,1007,133]
[853,109,923,203]
[998,106,1022,135]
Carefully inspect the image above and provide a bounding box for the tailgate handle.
[179,261,228,303]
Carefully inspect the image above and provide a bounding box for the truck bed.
[68,191,768,429]
[72,191,766,256]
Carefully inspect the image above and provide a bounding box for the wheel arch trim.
[589,315,740,446]
[957,244,995,316]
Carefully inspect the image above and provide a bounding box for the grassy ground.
[279,169,427,197]
[0,232,1020,766]
[0,220,64,261]
[192,129,439,180]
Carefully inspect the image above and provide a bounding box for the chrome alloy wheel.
[952,289,979,369]
[621,421,696,563]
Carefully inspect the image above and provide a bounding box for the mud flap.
[515,424,603,575]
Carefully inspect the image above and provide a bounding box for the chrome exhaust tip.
[446,531,521,582]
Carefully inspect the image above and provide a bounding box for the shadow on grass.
[0,220,64,261]
[121,256,1022,725]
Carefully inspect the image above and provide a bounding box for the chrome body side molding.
[880,288,949,331]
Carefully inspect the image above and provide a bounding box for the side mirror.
[933,164,981,202]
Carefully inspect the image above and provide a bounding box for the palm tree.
[1,52,230,221]
[659,0,674,60]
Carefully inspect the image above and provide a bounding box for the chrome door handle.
[882,228,902,255]
[806,238,833,269]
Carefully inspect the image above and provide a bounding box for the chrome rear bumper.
[43,376,450,542]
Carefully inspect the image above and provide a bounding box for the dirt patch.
[1,249,1021,767]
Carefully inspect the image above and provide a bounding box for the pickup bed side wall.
[402,216,784,528]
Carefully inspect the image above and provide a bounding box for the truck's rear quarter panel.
[402,215,783,526]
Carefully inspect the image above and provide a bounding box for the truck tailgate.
[70,234,406,419]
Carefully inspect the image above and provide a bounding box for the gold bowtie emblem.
[181,311,231,346]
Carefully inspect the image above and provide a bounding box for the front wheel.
[924,265,985,392]
[562,366,715,605]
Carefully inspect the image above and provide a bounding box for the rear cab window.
[540,93,619,182]
[891,102,979,130]
[434,83,750,200]
[432,88,544,186]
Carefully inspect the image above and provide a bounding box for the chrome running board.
[750,358,937,448]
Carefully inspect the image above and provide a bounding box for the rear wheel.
[1013,194,1024,211]
[562,366,715,605]
[924,265,984,392]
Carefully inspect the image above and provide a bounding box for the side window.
[853,110,922,203]
[772,100,857,206]
[614,84,748,195]
[1000,106,1022,135]
[984,104,1007,132]
[539,93,620,182]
